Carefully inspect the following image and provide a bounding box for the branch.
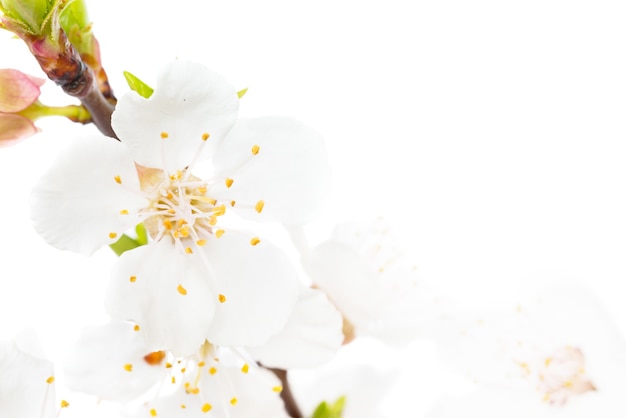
[267,367,303,418]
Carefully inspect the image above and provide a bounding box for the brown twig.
[267,367,303,418]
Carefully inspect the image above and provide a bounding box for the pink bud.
[0,113,39,147]
[0,69,44,113]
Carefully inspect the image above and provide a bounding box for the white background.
[2,0,626,416]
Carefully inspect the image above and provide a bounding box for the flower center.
[138,166,225,252]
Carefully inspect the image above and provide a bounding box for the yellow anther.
[144,351,166,366]
[218,294,226,303]
[160,132,169,139]
[150,408,157,416]
[134,324,140,331]
[250,237,261,246]
[119,209,129,215]
[563,380,573,388]
[171,377,176,384]
[167,208,176,214]
[46,376,55,384]
[185,247,193,254]
[177,219,187,227]
[163,219,173,230]
[255,200,265,213]
[177,284,188,295]
[181,367,186,373]
[130,275,137,283]
[109,232,118,239]
[241,364,249,374]
[180,404,186,409]
[208,198,217,205]
[545,357,552,367]
[114,175,122,184]
[60,400,69,408]
[198,361,206,367]
[272,385,283,393]
[198,186,207,194]
[165,362,172,368]
[123,363,133,372]
[251,144,260,155]
[202,133,210,141]
[202,403,212,413]
[209,367,217,375]
[230,200,236,207]
[167,192,174,199]
[208,216,218,226]
[225,178,234,188]
[230,397,238,406]
[196,239,207,246]
[185,383,190,388]
[215,229,225,238]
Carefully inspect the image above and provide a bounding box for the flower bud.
[0,0,52,34]
[0,69,44,146]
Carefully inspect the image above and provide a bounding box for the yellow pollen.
[202,133,210,141]
[272,385,283,393]
[202,403,212,413]
[180,404,186,409]
[215,229,225,238]
[187,387,200,394]
[46,376,55,384]
[150,408,157,416]
[251,144,260,155]
[185,247,193,254]
[250,237,261,246]
[130,275,137,283]
[177,284,188,295]
[241,364,249,374]
[230,397,238,406]
[144,351,166,366]
[109,232,117,239]
[160,132,169,139]
[209,367,217,375]
[198,361,206,367]
[165,362,172,368]
[60,400,69,408]
[218,294,226,303]
[134,324,140,331]
[119,209,129,215]
[196,239,207,246]
[255,200,265,213]
[114,175,122,184]
[225,178,234,188]
[123,363,133,372]
[181,367,186,373]
[230,200,236,207]
[172,377,176,384]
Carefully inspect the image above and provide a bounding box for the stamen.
[230,397,238,406]
[215,229,225,238]
[109,232,118,239]
[209,367,217,375]
[180,404,185,408]
[202,133,210,141]
[202,404,212,413]
[130,275,137,283]
[255,200,265,213]
[196,239,207,246]
[241,364,249,374]
[123,363,133,372]
[150,408,157,417]
[160,132,169,139]
[251,144,260,155]
[185,247,193,254]
[144,351,166,366]
[60,400,69,408]
[134,325,140,331]
[218,294,226,303]
[165,362,173,368]
[119,209,129,215]
[114,175,122,184]
[225,178,234,188]
[46,376,55,384]
[177,284,188,295]
[272,386,283,393]
[250,237,261,246]
[230,200,236,207]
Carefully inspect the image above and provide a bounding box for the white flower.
[30,61,330,355]
[0,331,60,418]
[293,219,441,346]
[435,284,626,415]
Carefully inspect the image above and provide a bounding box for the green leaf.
[109,234,141,256]
[237,87,248,99]
[123,71,154,99]
[312,396,346,418]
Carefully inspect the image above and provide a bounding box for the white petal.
[203,230,300,347]
[0,331,56,418]
[211,117,330,224]
[30,135,145,255]
[105,241,217,356]
[249,287,343,369]
[305,241,385,325]
[113,61,239,172]
[63,321,166,401]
